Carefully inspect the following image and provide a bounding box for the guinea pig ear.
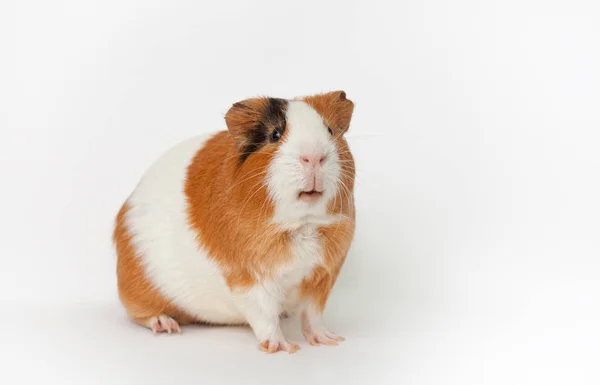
[224,98,269,150]
[225,97,288,154]
[302,90,354,134]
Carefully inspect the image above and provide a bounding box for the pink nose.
[300,154,326,167]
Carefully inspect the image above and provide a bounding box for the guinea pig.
[113,90,355,354]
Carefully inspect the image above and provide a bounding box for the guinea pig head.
[224,91,355,227]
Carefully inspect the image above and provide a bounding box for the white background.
[2,0,599,384]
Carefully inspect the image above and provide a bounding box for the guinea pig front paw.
[259,338,300,354]
[302,326,345,346]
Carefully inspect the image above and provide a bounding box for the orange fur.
[302,90,354,134]
[185,132,293,288]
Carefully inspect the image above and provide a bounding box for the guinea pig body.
[114,92,355,353]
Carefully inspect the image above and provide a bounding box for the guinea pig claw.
[303,328,344,346]
[259,339,300,354]
[148,315,181,335]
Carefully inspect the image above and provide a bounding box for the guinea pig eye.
[328,126,334,136]
[271,130,282,142]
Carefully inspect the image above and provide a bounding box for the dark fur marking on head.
[239,98,288,163]
[240,123,268,163]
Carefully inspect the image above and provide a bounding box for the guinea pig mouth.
[298,190,323,203]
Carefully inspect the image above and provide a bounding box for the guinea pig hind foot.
[140,315,182,334]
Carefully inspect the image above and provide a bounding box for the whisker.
[256,185,274,227]
[337,178,353,208]
[334,149,356,156]
[225,169,270,194]
[332,176,349,237]
[330,180,339,218]
[236,178,267,228]
[332,129,346,144]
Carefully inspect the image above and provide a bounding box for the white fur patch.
[125,134,246,324]
[267,101,343,229]
[280,225,323,313]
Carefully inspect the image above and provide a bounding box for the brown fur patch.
[185,132,292,288]
[302,90,354,134]
[114,203,196,325]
